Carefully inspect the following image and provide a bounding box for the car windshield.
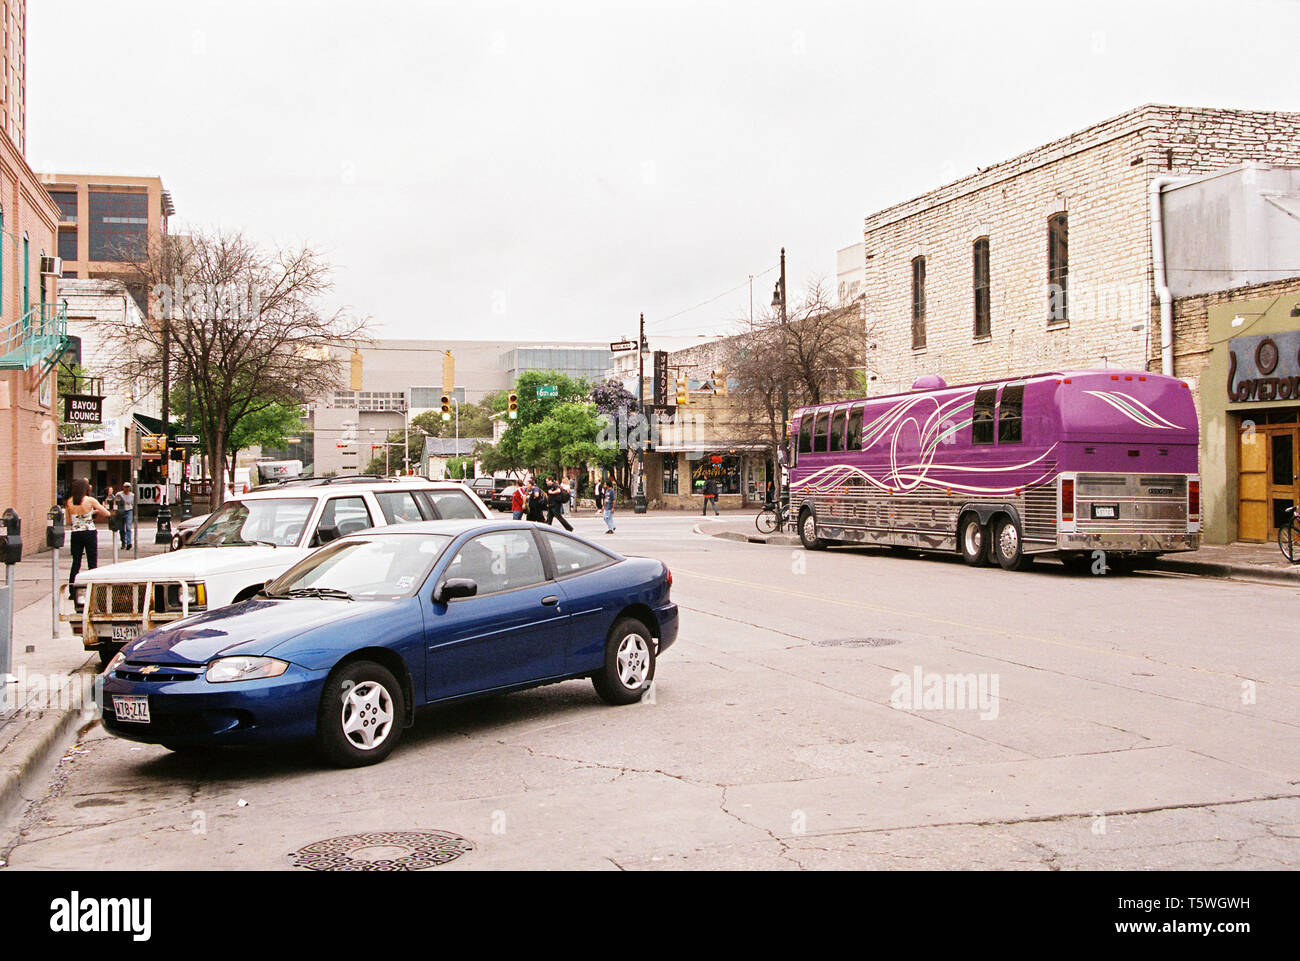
[266,533,452,600]
[190,498,315,548]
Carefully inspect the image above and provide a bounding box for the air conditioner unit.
[40,256,62,275]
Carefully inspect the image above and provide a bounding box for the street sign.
[175,434,199,445]
[536,385,559,398]
[610,340,637,352]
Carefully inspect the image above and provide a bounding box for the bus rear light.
[1188,481,1200,521]
[1061,479,1075,522]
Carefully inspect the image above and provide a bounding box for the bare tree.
[724,278,874,487]
[97,229,370,506]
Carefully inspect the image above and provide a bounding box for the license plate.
[111,624,140,643]
[112,695,150,724]
[1091,504,1119,520]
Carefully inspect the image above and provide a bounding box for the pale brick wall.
[860,105,1300,397]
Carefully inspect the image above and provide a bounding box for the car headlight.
[103,649,127,676]
[166,582,207,610]
[205,656,290,684]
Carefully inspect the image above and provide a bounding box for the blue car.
[98,520,678,766]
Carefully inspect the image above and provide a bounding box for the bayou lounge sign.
[1227,331,1300,403]
[63,393,104,424]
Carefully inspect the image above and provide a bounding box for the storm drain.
[813,637,900,648]
[291,831,474,871]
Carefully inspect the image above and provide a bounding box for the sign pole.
[133,432,141,560]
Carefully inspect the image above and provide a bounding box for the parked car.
[67,478,491,666]
[99,521,678,766]
[467,476,513,510]
[494,484,522,513]
[170,512,210,552]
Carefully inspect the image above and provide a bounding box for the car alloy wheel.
[341,680,395,751]
[616,634,651,689]
[592,617,657,705]
[317,660,406,767]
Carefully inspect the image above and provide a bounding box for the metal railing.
[0,302,69,373]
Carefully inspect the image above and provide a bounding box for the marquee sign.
[63,394,104,424]
[1227,331,1300,403]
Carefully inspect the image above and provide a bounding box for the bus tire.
[991,515,1029,571]
[798,509,825,551]
[958,514,988,567]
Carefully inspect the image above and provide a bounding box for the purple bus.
[785,369,1201,571]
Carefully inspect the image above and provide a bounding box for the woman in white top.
[66,477,110,590]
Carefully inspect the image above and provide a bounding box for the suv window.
[541,530,615,577]
[423,489,483,520]
[318,496,375,538]
[374,490,428,524]
[443,530,546,595]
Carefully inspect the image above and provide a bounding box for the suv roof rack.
[249,474,392,491]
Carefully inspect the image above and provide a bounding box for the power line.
[645,264,778,330]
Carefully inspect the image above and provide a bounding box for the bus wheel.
[959,515,988,567]
[992,516,1029,571]
[798,509,825,551]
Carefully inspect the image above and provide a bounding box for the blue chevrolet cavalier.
[99,520,678,766]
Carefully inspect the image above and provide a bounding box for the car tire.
[991,516,1030,571]
[958,514,988,567]
[798,509,825,551]
[591,618,656,706]
[315,660,406,767]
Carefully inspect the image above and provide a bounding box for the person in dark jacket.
[545,476,574,531]
[702,476,720,515]
[525,477,547,522]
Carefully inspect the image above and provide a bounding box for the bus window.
[829,410,846,453]
[813,411,829,453]
[798,416,812,455]
[998,384,1024,444]
[972,388,996,446]
[847,407,864,451]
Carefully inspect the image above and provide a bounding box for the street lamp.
[772,247,789,510]
[634,312,648,514]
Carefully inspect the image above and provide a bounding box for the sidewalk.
[696,517,1300,583]
[0,531,170,827]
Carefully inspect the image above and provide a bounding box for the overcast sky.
[26,0,1300,345]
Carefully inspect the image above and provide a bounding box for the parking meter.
[108,494,125,533]
[46,505,65,549]
[0,509,21,565]
[155,503,173,545]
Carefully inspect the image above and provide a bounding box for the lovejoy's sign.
[1226,331,1300,403]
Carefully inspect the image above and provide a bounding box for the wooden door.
[1239,427,1268,542]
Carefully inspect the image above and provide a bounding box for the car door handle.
[541,595,560,607]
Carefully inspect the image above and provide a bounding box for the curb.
[0,661,97,828]
[696,524,1300,581]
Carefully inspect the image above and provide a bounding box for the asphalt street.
[2,513,1297,870]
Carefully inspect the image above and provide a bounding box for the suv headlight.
[205,656,290,684]
[165,582,207,610]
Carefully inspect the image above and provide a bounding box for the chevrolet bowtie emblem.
[139,665,159,675]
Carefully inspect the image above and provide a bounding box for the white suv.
[66,477,490,665]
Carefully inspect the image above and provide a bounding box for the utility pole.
[634,312,647,514]
[773,248,789,506]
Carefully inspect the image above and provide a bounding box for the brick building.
[851,104,1300,544]
[0,1,63,553]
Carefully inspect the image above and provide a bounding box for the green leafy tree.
[228,402,302,473]
[481,371,592,473]
[516,401,611,478]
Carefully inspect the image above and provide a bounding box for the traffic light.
[508,392,518,419]
[440,394,451,421]
[712,366,727,397]
[675,376,689,406]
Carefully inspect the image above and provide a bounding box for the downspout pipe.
[1149,176,1184,377]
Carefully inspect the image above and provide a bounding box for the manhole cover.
[291,831,474,871]
[813,637,900,648]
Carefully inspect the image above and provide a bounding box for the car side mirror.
[433,577,478,604]
[314,522,341,546]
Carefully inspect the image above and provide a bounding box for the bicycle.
[755,500,788,534]
[1280,505,1300,563]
